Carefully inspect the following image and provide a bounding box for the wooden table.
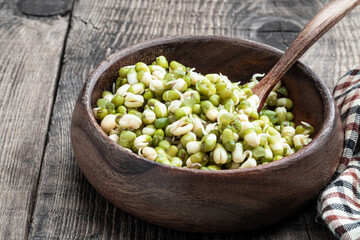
[1,0,359,239]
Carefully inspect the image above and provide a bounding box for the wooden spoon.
[252,0,360,112]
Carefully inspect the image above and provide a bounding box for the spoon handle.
[252,0,360,111]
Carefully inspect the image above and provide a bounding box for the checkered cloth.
[317,63,360,240]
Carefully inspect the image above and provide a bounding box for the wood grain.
[301,2,360,91]
[0,0,345,239]
[25,0,350,239]
[252,0,360,111]
[0,7,69,240]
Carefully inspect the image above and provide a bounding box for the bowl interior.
[90,36,324,134]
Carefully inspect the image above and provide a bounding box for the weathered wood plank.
[303,203,337,240]
[0,7,69,240]
[300,1,360,91]
[29,0,360,239]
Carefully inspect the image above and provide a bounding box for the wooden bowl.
[71,35,343,233]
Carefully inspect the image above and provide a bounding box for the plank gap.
[302,212,312,240]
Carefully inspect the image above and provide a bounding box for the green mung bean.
[93,56,314,170]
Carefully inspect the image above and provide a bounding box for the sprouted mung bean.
[93,56,315,170]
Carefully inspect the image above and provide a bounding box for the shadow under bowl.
[71,35,343,233]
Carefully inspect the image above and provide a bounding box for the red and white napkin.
[317,63,360,240]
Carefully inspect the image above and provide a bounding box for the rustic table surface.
[1,0,360,239]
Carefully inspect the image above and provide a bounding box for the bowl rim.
[78,34,336,176]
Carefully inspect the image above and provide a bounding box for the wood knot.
[18,0,72,17]
[252,18,302,51]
